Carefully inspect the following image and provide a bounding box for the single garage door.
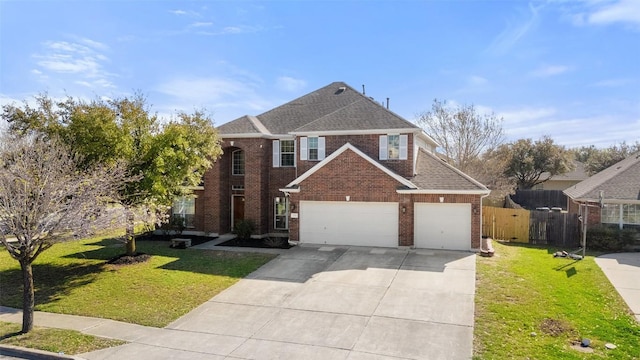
[299,201,398,247]
[414,203,471,250]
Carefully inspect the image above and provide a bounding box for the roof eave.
[396,189,490,195]
[289,128,420,136]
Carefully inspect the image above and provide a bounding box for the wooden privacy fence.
[482,206,580,247]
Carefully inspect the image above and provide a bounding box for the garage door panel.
[300,201,398,247]
[415,203,471,250]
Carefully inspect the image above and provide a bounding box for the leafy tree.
[417,99,505,173]
[2,94,223,255]
[496,136,574,189]
[0,135,127,333]
[574,141,640,175]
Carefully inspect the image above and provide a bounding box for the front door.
[232,195,245,228]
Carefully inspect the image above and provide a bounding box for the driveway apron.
[82,245,476,360]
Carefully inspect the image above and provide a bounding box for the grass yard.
[0,321,125,355]
[0,235,276,327]
[474,241,640,359]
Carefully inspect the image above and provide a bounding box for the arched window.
[232,150,245,175]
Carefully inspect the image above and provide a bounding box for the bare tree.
[0,135,127,333]
[417,99,505,173]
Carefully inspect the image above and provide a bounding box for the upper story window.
[300,137,325,161]
[379,134,408,160]
[280,140,295,166]
[232,150,245,175]
[272,139,295,167]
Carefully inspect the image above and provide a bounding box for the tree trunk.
[125,207,136,255]
[20,260,34,333]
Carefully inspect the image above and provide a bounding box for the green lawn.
[0,321,125,355]
[474,241,640,359]
[0,235,276,327]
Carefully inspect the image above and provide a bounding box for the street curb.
[0,344,85,360]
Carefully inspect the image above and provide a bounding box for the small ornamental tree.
[0,135,127,333]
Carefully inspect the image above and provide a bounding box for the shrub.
[233,220,255,240]
[587,225,637,251]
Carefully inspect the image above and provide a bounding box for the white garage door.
[299,201,398,247]
[415,203,471,250]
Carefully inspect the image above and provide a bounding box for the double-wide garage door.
[299,201,398,247]
[415,203,471,250]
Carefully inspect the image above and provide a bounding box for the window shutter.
[318,137,326,160]
[272,140,280,167]
[399,134,408,160]
[300,137,308,161]
[379,135,388,160]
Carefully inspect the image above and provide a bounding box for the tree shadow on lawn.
[0,262,104,310]
[64,237,275,277]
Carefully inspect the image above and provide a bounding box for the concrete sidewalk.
[594,252,640,322]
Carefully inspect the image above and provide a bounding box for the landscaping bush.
[233,219,255,240]
[587,225,637,251]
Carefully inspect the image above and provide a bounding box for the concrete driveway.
[83,245,476,360]
[595,252,640,323]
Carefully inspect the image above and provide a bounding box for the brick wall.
[287,147,483,248]
[567,199,602,228]
[297,134,414,178]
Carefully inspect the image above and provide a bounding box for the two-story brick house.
[185,82,489,250]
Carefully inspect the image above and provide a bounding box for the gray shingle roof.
[217,115,261,134]
[218,82,419,135]
[564,152,640,201]
[541,160,588,181]
[411,149,489,191]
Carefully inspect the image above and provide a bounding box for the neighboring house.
[186,82,489,250]
[564,152,640,230]
[532,161,588,190]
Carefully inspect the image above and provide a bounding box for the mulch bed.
[218,237,293,249]
[107,253,151,265]
[136,233,215,247]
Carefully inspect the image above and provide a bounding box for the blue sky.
[1,0,639,148]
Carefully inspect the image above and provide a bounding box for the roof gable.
[283,143,417,190]
[564,152,640,201]
[219,81,420,136]
[406,149,489,193]
[217,115,261,135]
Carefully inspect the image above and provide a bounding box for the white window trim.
[274,197,289,230]
[232,149,244,175]
[379,134,407,160]
[300,136,325,161]
[274,139,296,167]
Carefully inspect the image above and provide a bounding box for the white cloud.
[468,75,488,86]
[592,78,634,87]
[499,107,557,123]
[530,65,570,77]
[486,2,543,55]
[495,104,640,147]
[566,0,640,27]
[588,0,640,25]
[155,77,274,121]
[32,39,115,89]
[275,76,307,92]
[190,22,213,28]
[169,9,202,18]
